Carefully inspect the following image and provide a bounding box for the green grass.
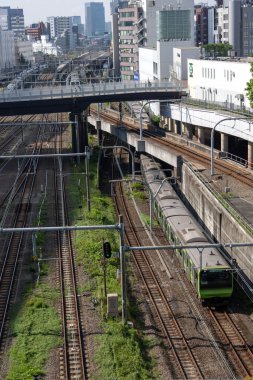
[67,151,156,379]
[7,285,62,380]
[67,157,121,311]
[6,191,61,379]
[94,321,154,380]
[131,191,147,200]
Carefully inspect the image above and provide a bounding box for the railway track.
[0,115,49,218]
[209,308,253,378]
[0,125,44,356]
[53,127,87,379]
[91,108,253,187]
[114,181,204,379]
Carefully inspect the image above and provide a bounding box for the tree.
[246,63,253,108]
[203,43,233,57]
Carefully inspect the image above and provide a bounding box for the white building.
[47,16,72,39]
[173,47,200,81]
[188,57,252,109]
[214,6,229,44]
[33,35,59,56]
[139,1,195,82]
[0,27,15,70]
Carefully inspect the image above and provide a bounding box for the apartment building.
[118,2,143,80]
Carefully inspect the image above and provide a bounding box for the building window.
[120,12,135,18]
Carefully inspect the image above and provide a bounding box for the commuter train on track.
[140,154,233,301]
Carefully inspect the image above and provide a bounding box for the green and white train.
[140,155,233,301]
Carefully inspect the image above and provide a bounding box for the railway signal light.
[103,241,112,259]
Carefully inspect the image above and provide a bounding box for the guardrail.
[219,151,249,168]
[0,80,186,103]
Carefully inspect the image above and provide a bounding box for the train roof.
[140,154,230,270]
[185,245,229,269]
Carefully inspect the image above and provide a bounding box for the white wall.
[139,47,157,81]
[188,58,252,108]
[173,47,200,80]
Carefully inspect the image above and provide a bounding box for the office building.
[0,27,15,69]
[0,7,25,38]
[139,0,194,82]
[85,2,105,36]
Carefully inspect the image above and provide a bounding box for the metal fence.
[0,80,186,103]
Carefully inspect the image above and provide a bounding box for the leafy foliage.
[246,63,253,108]
[203,43,233,57]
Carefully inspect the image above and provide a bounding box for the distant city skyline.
[1,0,111,25]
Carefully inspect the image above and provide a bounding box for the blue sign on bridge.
[134,71,139,81]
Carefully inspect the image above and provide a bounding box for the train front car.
[197,247,233,301]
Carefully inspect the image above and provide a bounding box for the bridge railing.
[0,80,185,102]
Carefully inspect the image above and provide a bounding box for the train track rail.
[114,181,204,379]
[0,115,48,220]
[0,125,44,355]
[91,108,253,187]
[209,308,253,378]
[53,128,87,379]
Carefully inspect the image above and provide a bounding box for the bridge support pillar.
[78,112,89,152]
[96,120,102,146]
[248,141,253,170]
[171,118,177,133]
[69,112,77,154]
[163,116,169,130]
[69,111,89,155]
[197,127,205,144]
[186,123,193,140]
[128,145,135,174]
[175,120,181,135]
[167,118,172,132]
[221,133,228,153]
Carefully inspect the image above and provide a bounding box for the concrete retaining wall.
[182,164,253,283]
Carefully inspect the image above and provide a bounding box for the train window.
[200,270,232,289]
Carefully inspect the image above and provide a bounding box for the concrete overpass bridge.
[0,80,186,116]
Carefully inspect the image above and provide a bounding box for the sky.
[2,0,111,25]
